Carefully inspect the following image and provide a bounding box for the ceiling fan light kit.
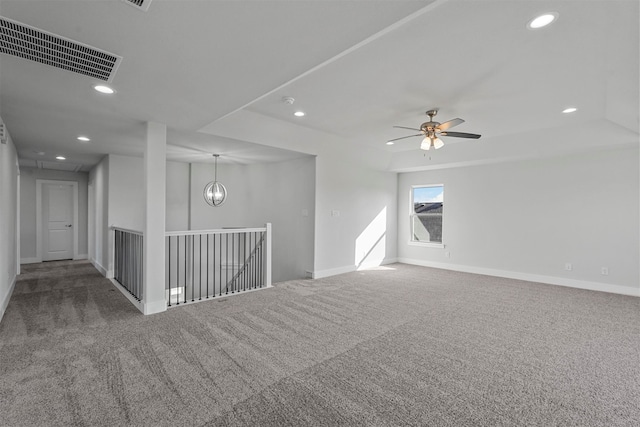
[421,137,444,151]
[389,108,481,150]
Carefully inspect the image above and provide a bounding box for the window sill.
[408,241,445,249]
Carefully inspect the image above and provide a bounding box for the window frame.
[409,184,445,248]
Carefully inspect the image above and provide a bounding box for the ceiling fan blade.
[441,131,481,139]
[387,133,423,142]
[393,125,422,131]
[437,118,464,131]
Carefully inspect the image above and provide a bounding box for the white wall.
[88,154,315,284]
[313,153,398,278]
[243,157,315,281]
[88,156,109,275]
[0,120,19,322]
[19,167,89,262]
[199,109,401,279]
[397,146,640,296]
[88,154,146,276]
[108,154,145,231]
[166,161,190,231]
[190,162,256,229]
[186,157,316,282]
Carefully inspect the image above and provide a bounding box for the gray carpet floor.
[1,260,639,426]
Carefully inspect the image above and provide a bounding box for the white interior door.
[43,183,74,261]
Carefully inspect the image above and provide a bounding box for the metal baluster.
[259,232,263,288]
[211,234,216,298]
[225,233,228,295]
[184,235,187,304]
[128,232,131,293]
[168,236,171,307]
[122,232,126,291]
[129,233,132,293]
[133,233,137,297]
[116,231,119,283]
[131,233,134,293]
[206,234,210,299]
[231,232,235,293]
[134,234,137,298]
[138,234,141,298]
[191,234,195,302]
[130,233,134,295]
[133,234,140,300]
[140,234,143,299]
[176,235,180,306]
[128,232,131,292]
[115,231,118,283]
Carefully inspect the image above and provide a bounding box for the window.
[411,185,444,244]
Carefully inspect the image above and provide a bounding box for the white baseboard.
[0,275,17,324]
[20,257,39,264]
[313,257,399,279]
[91,258,108,277]
[312,265,356,279]
[143,299,168,315]
[398,258,640,297]
[108,278,167,316]
[108,278,145,314]
[74,254,88,260]
[358,257,399,270]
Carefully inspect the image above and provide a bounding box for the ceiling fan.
[388,109,481,150]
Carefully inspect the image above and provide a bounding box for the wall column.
[143,121,167,314]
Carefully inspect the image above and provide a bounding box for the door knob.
[66,224,72,227]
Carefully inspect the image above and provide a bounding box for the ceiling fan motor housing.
[421,121,439,135]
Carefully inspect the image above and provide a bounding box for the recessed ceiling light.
[94,85,114,94]
[77,136,90,142]
[527,12,558,29]
[386,141,394,145]
[562,107,577,113]
[294,111,305,117]
[56,156,66,160]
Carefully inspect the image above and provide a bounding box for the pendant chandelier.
[203,154,227,207]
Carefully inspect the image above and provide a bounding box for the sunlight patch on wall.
[355,207,386,270]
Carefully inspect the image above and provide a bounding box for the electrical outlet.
[601,267,609,276]
[564,263,572,271]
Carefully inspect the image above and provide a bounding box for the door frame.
[36,179,79,262]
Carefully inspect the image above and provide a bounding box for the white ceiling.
[1,0,637,172]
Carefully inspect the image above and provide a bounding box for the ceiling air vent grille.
[0,17,122,82]
[122,0,152,12]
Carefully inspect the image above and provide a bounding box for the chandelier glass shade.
[204,154,227,207]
